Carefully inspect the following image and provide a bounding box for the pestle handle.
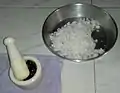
[4,37,29,80]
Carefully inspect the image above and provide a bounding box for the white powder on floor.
[50,18,105,60]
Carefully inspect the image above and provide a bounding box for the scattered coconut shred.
[50,18,105,60]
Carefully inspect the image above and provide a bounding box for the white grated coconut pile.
[50,18,105,60]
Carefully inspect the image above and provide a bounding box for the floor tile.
[0,0,91,7]
[0,8,55,54]
[95,8,120,93]
[92,0,120,7]
[62,60,95,93]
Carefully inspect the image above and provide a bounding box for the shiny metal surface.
[42,3,118,62]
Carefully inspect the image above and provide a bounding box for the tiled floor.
[0,0,91,7]
[0,0,120,93]
[92,0,120,7]
[0,8,55,54]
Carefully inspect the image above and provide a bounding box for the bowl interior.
[42,3,118,61]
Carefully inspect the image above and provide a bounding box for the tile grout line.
[91,0,93,5]
[93,60,97,93]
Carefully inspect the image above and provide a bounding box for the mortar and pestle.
[3,37,42,89]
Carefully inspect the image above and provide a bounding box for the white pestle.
[4,37,30,81]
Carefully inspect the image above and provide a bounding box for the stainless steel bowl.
[42,3,118,62]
